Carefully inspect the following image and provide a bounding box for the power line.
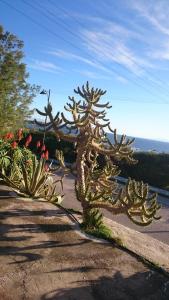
[22,0,138,79]
[0,0,161,98]
[0,0,114,77]
[88,0,169,95]
[48,0,169,99]
[1,0,169,103]
[0,0,82,54]
[24,0,169,101]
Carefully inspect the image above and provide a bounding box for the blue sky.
[1,0,169,141]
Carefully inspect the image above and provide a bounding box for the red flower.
[41,144,46,151]
[4,132,14,140]
[17,128,23,141]
[44,150,49,160]
[11,141,18,149]
[25,134,32,147]
[36,140,41,148]
[41,152,45,159]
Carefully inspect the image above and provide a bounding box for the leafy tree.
[0,25,40,133]
[36,82,161,229]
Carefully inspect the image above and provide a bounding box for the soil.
[0,197,169,300]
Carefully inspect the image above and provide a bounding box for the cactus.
[36,82,160,229]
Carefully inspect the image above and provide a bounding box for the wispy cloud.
[48,49,129,83]
[74,69,111,80]
[81,28,150,76]
[130,0,169,36]
[116,76,128,84]
[48,49,112,73]
[127,0,169,66]
[28,59,63,73]
[47,6,169,82]
[75,9,169,90]
[148,42,169,61]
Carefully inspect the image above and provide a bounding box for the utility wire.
[21,0,136,78]
[0,0,115,76]
[89,0,169,94]
[0,0,82,55]
[1,0,163,100]
[23,0,169,101]
[48,0,169,98]
[1,0,168,103]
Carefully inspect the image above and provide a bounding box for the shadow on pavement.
[0,207,96,264]
[41,272,169,300]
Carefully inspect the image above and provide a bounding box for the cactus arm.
[91,140,134,161]
[94,102,112,109]
[36,108,47,116]
[89,201,126,214]
[36,104,77,143]
[47,110,77,142]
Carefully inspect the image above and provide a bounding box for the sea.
[107,133,169,154]
[28,120,169,154]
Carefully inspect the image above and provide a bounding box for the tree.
[0,25,40,133]
[36,82,161,229]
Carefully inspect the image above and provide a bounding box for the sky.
[0,0,169,142]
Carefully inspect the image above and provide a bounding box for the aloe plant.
[0,135,35,176]
[0,150,11,171]
[0,156,63,203]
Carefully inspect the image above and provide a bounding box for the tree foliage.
[0,25,40,133]
[36,82,161,229]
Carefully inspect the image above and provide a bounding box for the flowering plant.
[0,129,35,175]
[0,129,63,204]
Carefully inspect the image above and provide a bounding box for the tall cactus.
[36,82,160,228]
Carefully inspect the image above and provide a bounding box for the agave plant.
[0,156,63,203]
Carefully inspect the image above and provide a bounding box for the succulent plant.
[0,155,63,203]
[36,82,161,229]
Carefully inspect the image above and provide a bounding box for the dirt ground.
[0,197,169,300]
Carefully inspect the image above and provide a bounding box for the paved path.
[58,174,169,245]
[0,197,169,299]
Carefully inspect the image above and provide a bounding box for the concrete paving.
[0,197,169,299]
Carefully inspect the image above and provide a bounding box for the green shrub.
[118,152,169,190]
